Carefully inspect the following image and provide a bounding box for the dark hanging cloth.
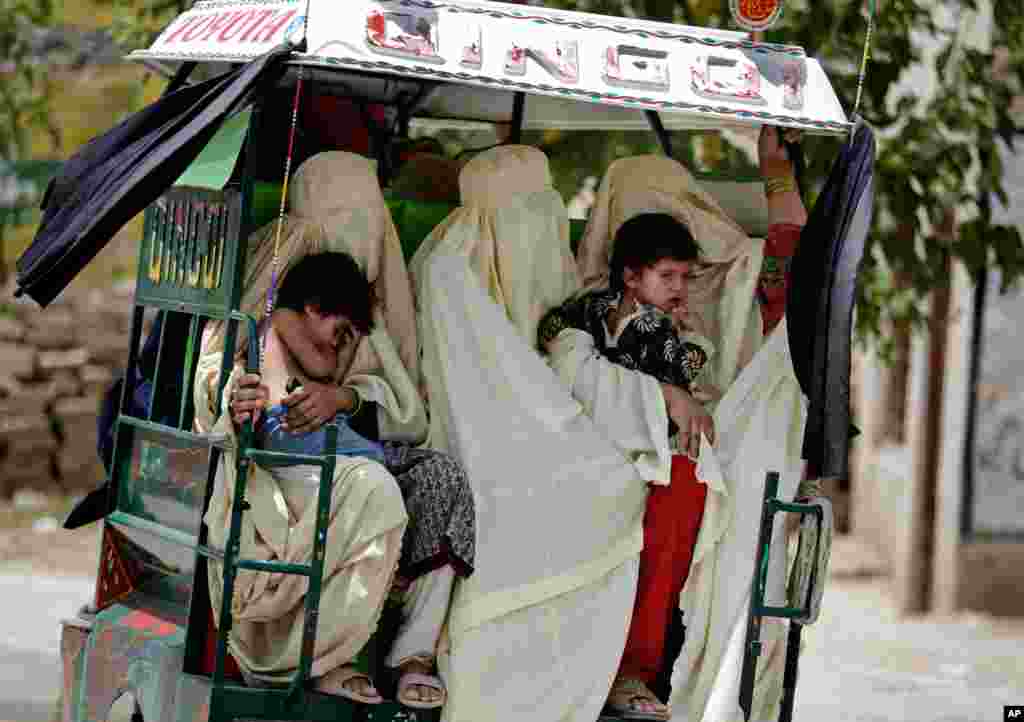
[50,46,290,529]
[14,45,292,307]
[786,118,876,481]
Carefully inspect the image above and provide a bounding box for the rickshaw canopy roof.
[129,0,851,136]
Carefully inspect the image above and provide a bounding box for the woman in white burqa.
[572,128,810,722]
[414,134,808,722]
[194,151,472,708]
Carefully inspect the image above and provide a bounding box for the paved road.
[0,569,93,721]
[794,575,1024,722]
[3,540,1023,722]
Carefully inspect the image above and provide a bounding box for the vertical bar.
[147,313,170,422]
[509,91,526,144]
[108,304,147,518]
[213,314,260,696]
[184,201,196,288]
[178,315,201,430]
[291,422,339,697]
[143,204,157,283]
[738,471,780,720]
[212,417,254,692]
[158,202,171,284]
[210,105,262,718]
[777,623,803,722]
[645,110,673,158]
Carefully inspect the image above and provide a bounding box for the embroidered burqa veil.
[411,146,650,722]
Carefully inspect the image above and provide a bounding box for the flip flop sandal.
[604,677,670,721]
[397,671,447,710]
[315,665,384,705]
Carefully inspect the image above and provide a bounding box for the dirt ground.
[0,496,99,577]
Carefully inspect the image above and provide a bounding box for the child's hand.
[229,373,269,428]
[671,305,709,339]
[662,383,715,459]
[281,380,344,435]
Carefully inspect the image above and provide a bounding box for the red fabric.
[306,96,386,156]
[619,455,708,684]
[759,223,802,335]
[617,221,804,685]
[200,604,243,680]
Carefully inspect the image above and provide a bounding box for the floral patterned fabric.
[381,443,476,579]
[538,289,712,393]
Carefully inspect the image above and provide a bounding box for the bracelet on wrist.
[343,386,363,416]
[764,174,798,197]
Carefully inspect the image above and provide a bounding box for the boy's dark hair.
[609,213,700,291]
[275,251,375,333]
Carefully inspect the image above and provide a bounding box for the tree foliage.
[546,1,1024,353]
[96,0,187,49]
[0,0,56,160]
[9,0,1024,351]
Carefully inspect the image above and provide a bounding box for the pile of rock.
[0,282,136,498]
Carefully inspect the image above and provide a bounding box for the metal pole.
[509,91,526,144]
[778,623,803,722]
[738,471,780,720]
[645,110,673,158]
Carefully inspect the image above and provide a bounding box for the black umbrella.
[15,45,292,306]
[786,118,876,481]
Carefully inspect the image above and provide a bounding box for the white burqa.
[577,156,808,722]
[411,146,649,722]
[414,147,807,722]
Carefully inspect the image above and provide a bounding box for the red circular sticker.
[730,0,784,31]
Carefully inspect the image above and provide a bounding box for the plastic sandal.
[604,677,671,721]
[396,671,447,710]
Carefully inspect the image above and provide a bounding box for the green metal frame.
[738,472,829,722]
[103,129,357,719]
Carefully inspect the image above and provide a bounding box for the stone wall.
[0,282,136,498]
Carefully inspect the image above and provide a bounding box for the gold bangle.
[343,386,363,416]
[797,477,824,499]
[764,175,798,197]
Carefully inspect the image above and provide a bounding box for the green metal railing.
[105,181,357,721]
[738,472,831,722]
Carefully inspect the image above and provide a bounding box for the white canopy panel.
[129,0,852,136]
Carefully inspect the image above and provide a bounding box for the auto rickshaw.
[15,2,871,721]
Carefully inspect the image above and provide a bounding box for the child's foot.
[606,676,671,721]
[396,657,447,709]
[315,664,383,704]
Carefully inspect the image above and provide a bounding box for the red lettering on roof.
[199,10,245,43]
[237,9,278,42]
[180,15,216,43]
[161,15,206,44]
[249,9,298,44]
[217,9,257,42]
